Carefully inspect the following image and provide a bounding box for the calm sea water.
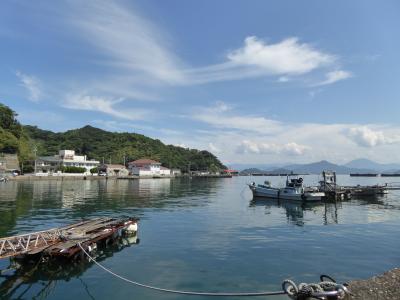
[1,175,400,299]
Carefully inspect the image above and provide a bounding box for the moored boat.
[249,176,325,202]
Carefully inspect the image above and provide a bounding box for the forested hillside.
[0,103,225,172]
[24,125,225,171]
[0,104,32,163]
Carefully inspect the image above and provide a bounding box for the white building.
[36,150,99,175]
[128,159,170,177]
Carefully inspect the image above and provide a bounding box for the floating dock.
[349,173,379,177]
[0,217,138,260]
[319,171,395,200]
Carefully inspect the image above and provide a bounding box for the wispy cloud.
[15,71,41,101]
[314,70,352,86]
[208,142,221,153]
[63,94,148,121]
[67,1,350,88]
[69,0,184,85]
[193,101,284,134]
[236,140,309,156]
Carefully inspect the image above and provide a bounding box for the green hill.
[0,103,32,166]
[0,103,225,172]
[23,125,226,171]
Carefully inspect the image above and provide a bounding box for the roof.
[128,159,161,165]
[38,156,63,162]
[101,164,126,169]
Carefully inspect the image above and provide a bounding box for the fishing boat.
[249,176,325,202]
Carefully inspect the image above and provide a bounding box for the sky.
[1,0,400,166]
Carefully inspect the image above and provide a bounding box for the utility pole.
[33,145,37,175]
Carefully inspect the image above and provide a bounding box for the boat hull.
[251,186,279,198]
[249,185,325,202]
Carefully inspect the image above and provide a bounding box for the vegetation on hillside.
[0,102,226,172]
[0,104,33,164]
[23,125,225,171]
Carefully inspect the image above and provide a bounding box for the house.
[128,159,170,177]
[0,154,20,175]
[98,164,129,177]
[36,150,99,175]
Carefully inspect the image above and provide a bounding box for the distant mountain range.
[344,158,400,172]
[238,158,400,175]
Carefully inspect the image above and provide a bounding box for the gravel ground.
[346,268,400,299]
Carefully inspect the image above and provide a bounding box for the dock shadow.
[0,234,139,299]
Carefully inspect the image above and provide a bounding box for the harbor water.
[1,175,400,299]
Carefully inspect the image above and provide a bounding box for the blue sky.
[1,0,400,165]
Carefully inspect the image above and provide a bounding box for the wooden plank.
[67,219,117,235]
[0,217,136,259]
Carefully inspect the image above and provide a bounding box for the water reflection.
[1,176,400,300]
[0,235,139,300]
[0,178,219,237]
[250,197,341,226]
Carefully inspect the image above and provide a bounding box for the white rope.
[78,243,286,297]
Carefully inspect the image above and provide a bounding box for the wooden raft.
[0,217,138,260]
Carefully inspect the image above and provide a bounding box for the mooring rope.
[77,243,286,297]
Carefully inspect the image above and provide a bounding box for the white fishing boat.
[249,176,325,202]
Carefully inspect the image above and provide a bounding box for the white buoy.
[126,222,138,233]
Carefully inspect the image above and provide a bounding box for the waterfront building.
[128,159,170,176]
[98,164,129,177]
[36,150,99,175]
[0,153,20,175]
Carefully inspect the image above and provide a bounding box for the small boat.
[249,176,325,202]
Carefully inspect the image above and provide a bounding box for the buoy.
[126,222,138,233]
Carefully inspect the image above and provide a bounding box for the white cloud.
[346,126,394,147]
[63,94,148,121]
[282,142,310,155]
[15,71,41,101]
[185,103,400,164]
[315,70,352,86]
[58,1,351,107]
[228,36,334,75]
[236,140,309,156]
[186,36,338,84]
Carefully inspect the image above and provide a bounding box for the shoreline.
[6,174,233,181]
[346,268,400,299]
